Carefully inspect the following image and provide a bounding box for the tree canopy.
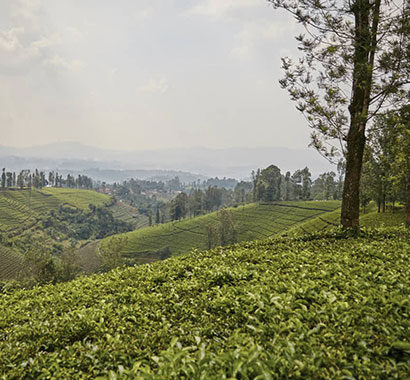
[268,0,409,227]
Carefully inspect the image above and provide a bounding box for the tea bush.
[0,226,408,378]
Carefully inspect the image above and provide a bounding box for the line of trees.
[360,106,410,219]
[1,169,93,190]
[166,165,345,222]
[252,165,343,203]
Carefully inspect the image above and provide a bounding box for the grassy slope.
[0,226,408,378]
[0,189,111,281]
[110,201,149,229]
[114,201,341,258]
[287,205,406,236]
[0,244,24,280]
[0,188,110,233]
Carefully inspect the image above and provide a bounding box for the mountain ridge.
[0,142,335,179]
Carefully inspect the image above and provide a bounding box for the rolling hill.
[0,224,408,378]
[103,200,341,263]
[0,188,110,233]
[0,244,24,281]
[287,205,406,236]
[0,188,146,281]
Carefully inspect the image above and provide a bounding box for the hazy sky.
[0,0,309,151]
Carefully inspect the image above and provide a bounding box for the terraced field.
[110,201,148,229]
[287,206,406,236]
[40,188,109,210]
[0,244,24,280]
[112,200,341,260]
[0,188,110,233]
[286,208,342,235]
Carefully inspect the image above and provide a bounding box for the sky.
[0,0,309,151]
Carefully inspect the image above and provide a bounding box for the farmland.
[0,188,110,233]
[0,225,408,378]
[0,188,141,281]
[109,200,341,261]
[0,244,24,280]
[287,205,406,236]
[110,200,149,229]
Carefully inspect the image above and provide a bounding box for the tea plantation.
[113,201,341,260]
[0,226,408,378]
[0,188,140,280]
[0,188,110,233]
[287,207,406,236]
[0,244,24,280]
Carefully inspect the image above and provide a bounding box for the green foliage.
[20,242,58,286]
[207,208,237,249]
[0,188,110,233]
[0,244,24,280]
[42,205,133,240]
[57,248,82,282]
[0,188,131,282]
[287,205,405,236]
[110,201,148,229]
[170,192,188,221]
[0,227,408,378]
[99,235,128,271]
[360,209,406,229]
[111,201,341,261]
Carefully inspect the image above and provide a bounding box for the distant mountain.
[0,142,335,180]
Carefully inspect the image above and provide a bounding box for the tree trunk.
[341,123,367,227]
[341,0,381,229]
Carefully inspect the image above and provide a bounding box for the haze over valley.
[0,142,334,181]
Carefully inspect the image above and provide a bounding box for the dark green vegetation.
[0,245,23,280]
[106,201,341,262]
[42,205,132,241]
[0,226,408,378]
[0,189,140,282]
[0,188,109,232]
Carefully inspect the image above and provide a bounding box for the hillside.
[108,200,341,262]
[287,206,406,236]
[0,188,144,281]
[110,200,149,229]
[0,244,24,280]
[0,188,110,233]
[0,226,408,378]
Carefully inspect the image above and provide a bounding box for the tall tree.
[1,168,5,189]
[170,192,188,220]
[6,172,13,188]
[269,0,409,227]
[367,105,410,224]
[188,189,203,217]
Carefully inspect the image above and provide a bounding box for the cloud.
[10,0,43,31]
[43,55,84,71]
[0,26,79,73]
[139,77,169,94]
[0,27,24,52]
[232,20,296,58]
[31,33,61,49]
[0,27,41,71]
[185,0,258,19]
